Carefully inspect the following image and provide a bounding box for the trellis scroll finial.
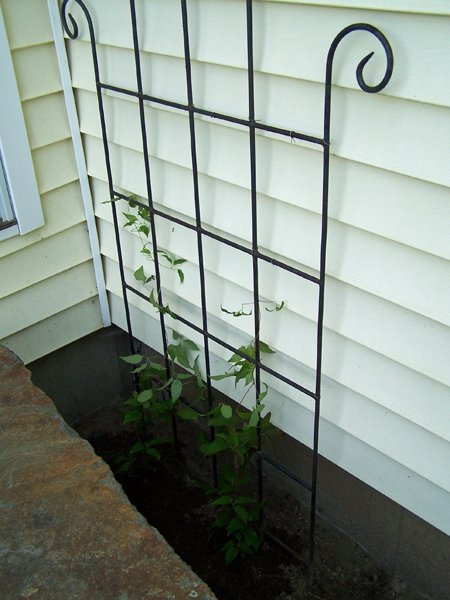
[326,23,394,94]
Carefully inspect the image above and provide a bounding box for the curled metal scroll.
[327,23,394,94]
[324,23,394,142]
[316,23,393,494]
[61,0,102,84]
[61,0,92,40]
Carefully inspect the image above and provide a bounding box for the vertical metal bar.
[61,0,134,353]
[246,0,263,510]
[308,38,335,570]
[310,159,327,564]
[310,23,394,563]
[179,0,217,486]
[128,0,178,447]
[128,0,168,357]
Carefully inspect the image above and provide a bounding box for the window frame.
[0,5,44,240]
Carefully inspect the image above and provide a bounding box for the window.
[0,151,15,228]
[0,5,44,240]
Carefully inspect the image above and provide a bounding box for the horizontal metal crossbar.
[114,190,320,285]
[100,82,326,147]
[124,281,318,401]
[258,451,313,492]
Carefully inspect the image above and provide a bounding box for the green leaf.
[248,410,260,428]
[257,383,268,402]
[244,528,261,549]
[123,409,142,424]
[241,344,256,360]
[213,513,229,528]
[201,436,229,455]
[138,224,150,237]
[142,438,162,448]
[123,212,138,226]
[192,356,204,389]
[244,367,255,386]
[248,504,262,521]
[149,289,171,316]
[212,495,233,506]
[198,430,209,447]
[134,265,146,282]
[236,410,250,422]
[177,269,184,284]
[259,341,275,354]
[177,406,198,421]
[234,505,248,523]
[124,397,140,407]
[226,518,242,535]
[260,411,272,429]
[235,496,256,506]
[183,339,199,352]
[220,404,233,419]
[207,415,230,428]
[211,372,233,381]
[130,364,148,374]
[220,464,235,484]
[173,258,186,266]
[146,361,167,376]
[116,460,132,473]
[129,441,145,455]
[145,447,161,460]
[121,354,143,364]
[228,353,243,364]
[228,428,239,448]
[137,389,154,404]
[224,544,239,565]
[170,378,183,402]
[172,344,191,370]
[234,362,255,387]
[158,249,173,265]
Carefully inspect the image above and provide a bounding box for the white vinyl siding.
[264,0,450,15]
[64,0,450,535]
[0,0,103,362]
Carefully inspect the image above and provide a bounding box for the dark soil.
[75,407,416,600]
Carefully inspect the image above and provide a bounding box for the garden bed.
[75,406,416,600]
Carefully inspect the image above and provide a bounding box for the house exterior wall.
[0,0,103,363]
[64,0,450,537]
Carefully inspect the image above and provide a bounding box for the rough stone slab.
[0,346,216,600]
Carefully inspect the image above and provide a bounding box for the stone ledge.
[0,346,216,600]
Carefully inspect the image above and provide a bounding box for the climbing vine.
[118,192,284,563]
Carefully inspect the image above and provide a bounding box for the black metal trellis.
[61,0,393,563]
